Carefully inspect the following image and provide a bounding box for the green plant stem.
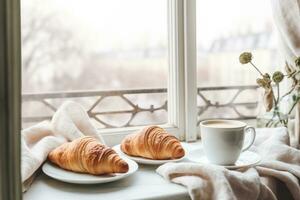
[272,84,287,127]
[271,88,277,106]
[280,85,296,101]
[276,83,280,105]
[266,111,276,127]
[288,100,298,115]
[250,61,264,77]
[276,110,285,127]
[274,121,281,127]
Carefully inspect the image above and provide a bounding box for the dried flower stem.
[239,52,300,128]
[250,61,264,77]
[291,70,300,77]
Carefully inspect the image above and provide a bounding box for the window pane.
[196,0,279,121]
[21,0,168,129]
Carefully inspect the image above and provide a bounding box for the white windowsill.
[23,120,257,200]
[23,142,202,200]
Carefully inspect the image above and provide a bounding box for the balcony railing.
[22,85,259,128]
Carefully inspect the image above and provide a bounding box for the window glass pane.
[196,0,279,121]
[21,0,168,129]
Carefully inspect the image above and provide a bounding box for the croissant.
[121,126,185,160]
[48,136,129,175]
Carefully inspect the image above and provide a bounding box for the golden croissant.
[121,126,185,160]
[48,136,129,175]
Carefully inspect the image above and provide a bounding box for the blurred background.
[21,0,280,129]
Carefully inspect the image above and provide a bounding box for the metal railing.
[22,85,259,128]
[197,85,259,125]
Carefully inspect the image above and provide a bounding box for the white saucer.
[42,157,138,184]
[113,144,186,165]
[188,148,261,169]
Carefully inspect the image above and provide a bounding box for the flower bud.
[257,75,272,88]
[239,52,252,64]
[257,78,267,88]
[272,71,284,83]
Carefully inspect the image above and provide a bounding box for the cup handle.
[242,126,256,152]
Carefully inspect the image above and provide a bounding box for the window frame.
[0,0,22,198]
[18,0,198,146]
[0,0,197,196]
[99,0,197,145]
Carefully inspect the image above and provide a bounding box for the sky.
[21,0,277,89]
[197,0,274,49]
[22,0,275,51]
[32,0,168,51]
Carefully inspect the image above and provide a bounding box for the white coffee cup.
[200,119,256,165]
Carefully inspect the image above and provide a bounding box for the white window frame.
[0,0,196,196]
[100,0,197,146]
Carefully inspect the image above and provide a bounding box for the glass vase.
[256,109,288,128]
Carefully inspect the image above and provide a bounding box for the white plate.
[188,148,261,169]
[113,144,186,165]
[42,157,138,184]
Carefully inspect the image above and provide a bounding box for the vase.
[256,87,290,128]
[256,109,288,128]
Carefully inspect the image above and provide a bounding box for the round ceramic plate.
[113,144,186,165]
[188,148,261,169]
[42,157,138,184]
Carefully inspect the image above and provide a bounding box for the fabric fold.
[157,128,300,200]
[271,0,300,149]
[21,101,105,192]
